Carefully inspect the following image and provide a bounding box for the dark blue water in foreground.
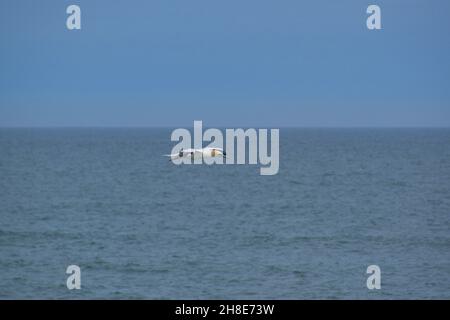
[0,128,449,299]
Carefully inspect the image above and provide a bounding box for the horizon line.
[1,125,450,129]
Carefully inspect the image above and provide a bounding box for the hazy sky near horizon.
[1,0,449,127]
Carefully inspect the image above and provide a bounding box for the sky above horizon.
[1,0,449,127]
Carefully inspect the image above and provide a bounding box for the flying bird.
[164,148,226,161]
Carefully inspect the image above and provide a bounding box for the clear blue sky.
[1,0,449,127]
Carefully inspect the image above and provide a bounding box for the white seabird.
[164,147,226,161]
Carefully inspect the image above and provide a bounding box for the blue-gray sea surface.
[0,128,449,299]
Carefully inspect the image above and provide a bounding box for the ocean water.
[0,128,449,299]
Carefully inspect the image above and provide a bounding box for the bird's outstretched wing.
[163,148,198,160]
[163,154,180,162]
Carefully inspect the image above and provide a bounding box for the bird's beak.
[222,151,227,159]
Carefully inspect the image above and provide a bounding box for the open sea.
[0,128,449,299]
